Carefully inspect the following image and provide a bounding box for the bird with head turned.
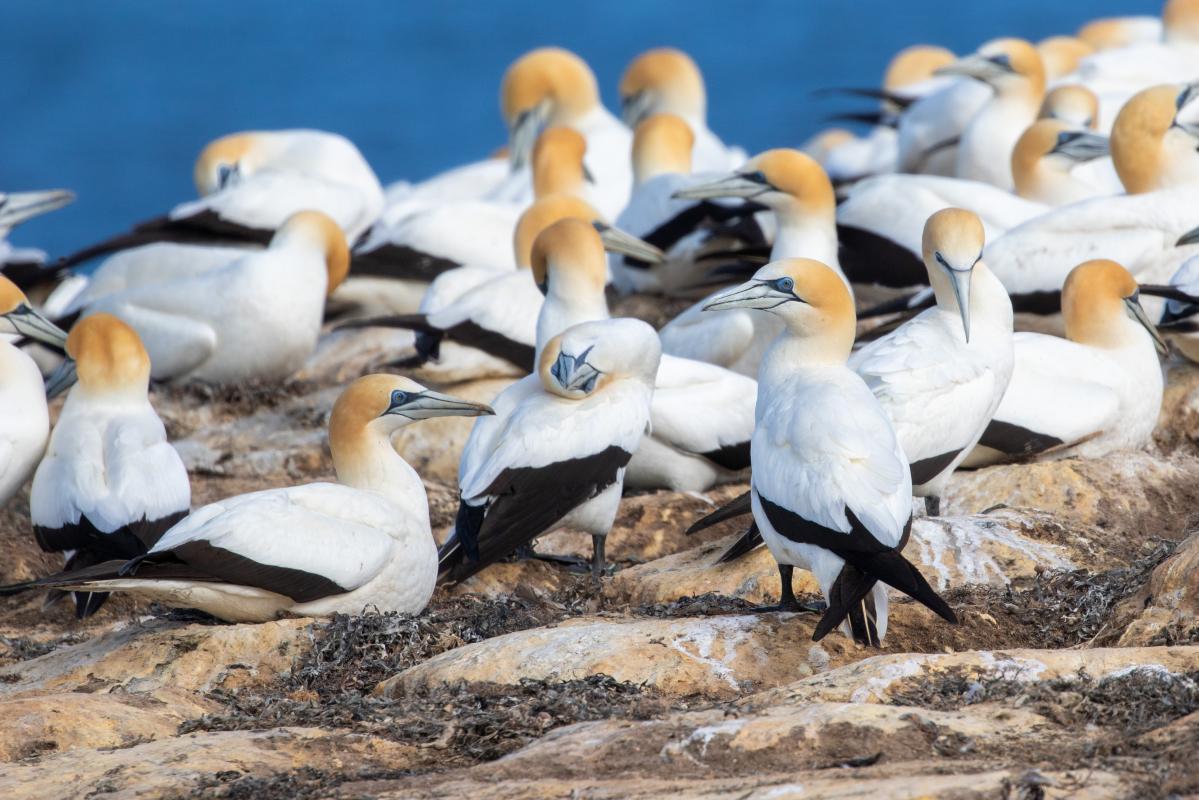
[30,314,191,618]
[1011,119,1111,205]
[700,258,957,645]
[1038,85,1101,129]
[1111,84,1199,194]
[2,374,493,622]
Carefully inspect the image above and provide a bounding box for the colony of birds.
[3,1,1199,705]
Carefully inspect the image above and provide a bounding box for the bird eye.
[775,277,795,293]
[989,53,1012,70]
[743,170,769,185]
[391,390,409,406]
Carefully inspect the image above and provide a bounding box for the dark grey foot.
[924,495,942,517]
[591,534,607,579]
[750,564,826,613]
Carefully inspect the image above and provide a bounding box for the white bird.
[985,84,1199,302]
[660,149,841,376]
[337,193,663,381]
[937,38,1047,189]
[1037,36,1094,81]
[1139,253,1199,362]
[79,210,349,383]
[1,375,493,621]
[894,70,992,177]
[58,130,383,270]
[0,190,75,288]
[439,318,659,581]
[701,258,957,645]
[1077,15,1164,51]
[609,113,769,296]
[30,314,190,617]
[963,259,1165,466]
[618,47,745,172]
[0,276,69,508]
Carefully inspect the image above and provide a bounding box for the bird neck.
[331,427,430,528]
[771,202,839,265]
[1014,158,1094,204]
[535,284,610,362]
[762,323,854,380]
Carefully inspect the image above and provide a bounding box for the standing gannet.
[58,130,382,270]
[30,315,190,617]
[701,259,956,644]
[963,259,1165,466]
[938,39,1047,190]
[0,276,69,508]
[658,149,839,375]
[1,376,493,621]
[338,194,662,381]
[0,190,75,288]
[78,210,349,383]
[440,318,659,581]
[619,47,744,171]
[986,84,1199,300]
[610,113,767,295]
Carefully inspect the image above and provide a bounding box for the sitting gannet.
[439,318,659,581]
[31,315,190,617]
[0,189,75,288]
[701,258,957,645]
[58,130,382,270]
[610,114,768,296]
[659,149,841,375]
[338,193,662,382]
[938,39,1047,190]
[618,47,744,171]
[1,375,493,621]
[0,276,69,508]
[964,259,1165,466]
[985,83,1199,303]
[78,210,349,383]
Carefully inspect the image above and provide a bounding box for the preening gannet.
[619,47,745,171]
[610,113,768,295]
[0,276,69,508]
[701,258,957,645]
[439,318,659,581]
[338,193,662,381]
[660,149,840,376]
[964,259,1165,466]
[985,84,1199,300]
[30,315,190,617]
[79,210,350,383]
[0,190,75,288]
[939,39,1046,189]
[501,47,633,219]
[1140,254,1199,362]
[1,376,493,622]
[59,130,383,269]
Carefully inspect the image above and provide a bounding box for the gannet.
[59,130,382,269]
[0,276,69,508]
[894,65,992,177]
[1010,119,1112,204]
[1078,16,1164,50]
[610,113,768,296]
[963,259,1165,466]
[1140,254,1199,362]
[1038,84,1101,128]
[440,318,659,581]
[3,375,492,621]
[938,39,1046,190]
[985,84,1199,301]
[0,190,75,288]
[619,47,745,171]
[30,315,190,617]
[658,149,839,376]
[338,194,662,381]
[1037,36,1094,81]
[78,210,350,383]
[700,258,956,644]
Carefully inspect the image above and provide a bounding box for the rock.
[0,727,420,800]
[1156,360,1199,452]
[295,327,417,384]
[605,509,1089,607]
[1111,533,1199,646]
[944,452,1199,540]
[0,689,217,762]
[0,618,312,699]
[748,645,1199,707]
[377,614,860,700]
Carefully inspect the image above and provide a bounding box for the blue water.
[0,0,1157,257]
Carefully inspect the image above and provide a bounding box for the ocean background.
[0,0,1158,257]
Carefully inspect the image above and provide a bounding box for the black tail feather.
[716,523,764,564]
[842,549,956,625]
[813,564,879,645]
[686,491,752,535]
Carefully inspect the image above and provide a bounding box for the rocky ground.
[2,322,1199,799]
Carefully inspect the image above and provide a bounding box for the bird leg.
[924,495,942,517]
[590,535,608,578]
[751,564,826,613]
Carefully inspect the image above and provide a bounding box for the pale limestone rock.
[1113,533,1199,645]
